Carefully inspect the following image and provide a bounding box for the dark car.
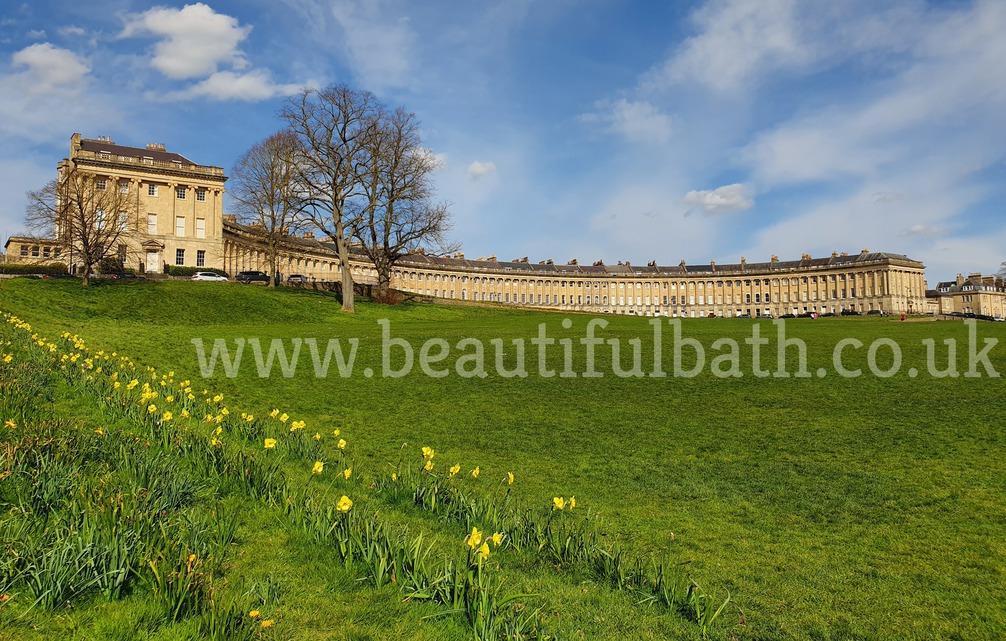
[820,312,837,317]
[287,274,307,285]
[110,273,146,280]
[841,309,862,316]
[236,270,270,284]
[779,313,796,318]
[866,310,885,316]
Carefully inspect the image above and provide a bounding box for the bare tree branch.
[230,129,306,288]
[25,168,138,286]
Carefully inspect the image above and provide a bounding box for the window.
[175,216,185,237]
[147,213,157,234]
[148,184,158,197]
[95,178,106,190]
[175,249,185,265]
[43,247,51,258]
[119,180,129,194]
[53,248,61,259]
[118,245,127,262]
[31,246,40,257]
[19,245,28,257]
[96,209,106,228]
[118,211,128,231]
[196,218,206,239]
[176,186,186,199]
[197,250,205,267]
[196,189,206,202]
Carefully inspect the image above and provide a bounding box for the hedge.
[163,265,229,278]
[0,262,69,275]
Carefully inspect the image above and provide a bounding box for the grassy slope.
[2,278,1005,640]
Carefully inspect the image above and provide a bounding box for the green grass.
[1,277,1005,640]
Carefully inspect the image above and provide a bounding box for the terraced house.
[5,134,928,316]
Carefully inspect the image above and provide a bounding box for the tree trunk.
[376,264,391,297]
[340,262,354,312]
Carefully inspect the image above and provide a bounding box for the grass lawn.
[1,277,1004,640]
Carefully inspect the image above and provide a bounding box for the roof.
[394,250,925,277]
[78,138,193,165]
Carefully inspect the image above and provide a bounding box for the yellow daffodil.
[127,379,138,390]
[210,437,219,447]
[113,381,121,389]
[313,433,321,441]
[449,463,460,477]
[569,496,576,510]
[260,619,275,629]
[421,446,435,461]
[245,414,254,422]
[162,411,173,421]
[332,428,340,436]
[213,394,224,403]
[147,404,157,414]
[270,408,279,418]
[342,468,352,480]
[466,527,483,549]
[4,419,16,429]
[337,438,346,450]
[249,610,260,618]
[214,426,222,436]
[312,461,324,475]
[391,472,397,482]
[181,409,190,419]
[336,495,353,512]
[507,471,514,486]
[553,497,566,511]
[424,459,434,471]
[279,413,289,423]
[264,438,277,449]
[165,395,174,403]
[471,466,480,479]
[220,408,229,416]
[2,354,11,363]
[94,428,104,436]
[479,541,490,561]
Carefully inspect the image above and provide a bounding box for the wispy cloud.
[160,69,307,102]
[582,99,672,144]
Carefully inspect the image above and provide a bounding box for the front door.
[145,251,159,273]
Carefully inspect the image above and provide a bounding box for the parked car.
[866,309,885,316]
[287,273,307,285]
[235,270,270,284]
[841,309,862,316]
[820,312,837,317]
[192,271,229,282]
[779,313,796,318]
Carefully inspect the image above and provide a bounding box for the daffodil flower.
[553,497,566,511]
[507,471,514,486]
[336,495,353,512]
[264,438,277,449]
[342,468,352,479]
[312,461,324,475]
[449,463,461,477]
[466,527,483,549]
[471,466,480,479]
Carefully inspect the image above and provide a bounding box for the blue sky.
[1,0,1004,283]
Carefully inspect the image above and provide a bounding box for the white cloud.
[26,29,45,39]
[467,161,497,180]
[120,3,251,80]
[10,42,89,93]
[683,183,754,216]
[583,99,672,144]
[0,44,117,144]
[160,70,305,102]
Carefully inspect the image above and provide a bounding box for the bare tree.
[355,106,457,298]
[280,84,381,313]
[25,167,138,286]
[230,130,305,288]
